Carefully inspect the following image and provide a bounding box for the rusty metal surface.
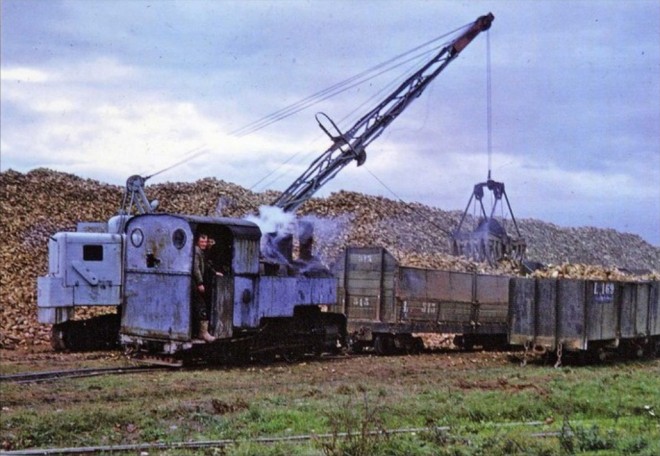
[586,281,618,341]
[396,268,508,325]
[509,278,660,351]
[536,279,558,345]
[345,294,378,321]
[233,237,260,275]
[476,274,509,305]
[121,272,191,341]
[619,282,650,338]
[509,278,587,350]
[555,280,587,349]
[340,247,510,336]
[340,248,396,323]
[235,276,258,328]
[507,278,535,346]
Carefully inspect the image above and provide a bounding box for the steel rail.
[0,422,564,455]
[0,366,166,384]
[0,353,353,385]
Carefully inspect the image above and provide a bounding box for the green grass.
[1,354,659,455]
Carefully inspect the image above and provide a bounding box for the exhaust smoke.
[245,206,332,276]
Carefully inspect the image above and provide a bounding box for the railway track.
[0,352,353,385]
[0,366,167,384]
[0,421,574,455]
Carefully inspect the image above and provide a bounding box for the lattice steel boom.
[272,13,494,213]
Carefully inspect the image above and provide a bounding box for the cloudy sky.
[2,0,659,246]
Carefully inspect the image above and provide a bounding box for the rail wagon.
[335,247,511,354]
[508,277,660,360]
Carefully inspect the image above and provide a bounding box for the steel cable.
[230,22,471,138]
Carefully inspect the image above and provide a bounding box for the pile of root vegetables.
[1,169,658,349]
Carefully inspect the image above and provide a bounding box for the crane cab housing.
[37,231,123,325]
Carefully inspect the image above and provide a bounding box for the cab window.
[83,245,103,261]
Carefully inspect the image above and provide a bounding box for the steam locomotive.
[38,205,347,365]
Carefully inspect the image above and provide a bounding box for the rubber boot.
[198,321,216,343]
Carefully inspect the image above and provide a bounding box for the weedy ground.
[1,348,659,455]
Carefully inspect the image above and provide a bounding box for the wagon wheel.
[651,340,660,359]
[453,334,475,351]
[374,335,393,356]
[407,336,425,354]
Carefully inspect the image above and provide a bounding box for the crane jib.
[272,13,494,213]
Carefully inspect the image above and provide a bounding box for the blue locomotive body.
[119,213,341,358]
[38,212,345,362]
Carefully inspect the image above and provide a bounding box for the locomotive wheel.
[281,349,302,364]
[49,314,121,352]
[631,344,645,359]
[397,335,424,354]
[253,350,276,365]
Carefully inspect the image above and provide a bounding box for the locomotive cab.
[119,213,260,354]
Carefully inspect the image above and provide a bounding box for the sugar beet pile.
[2,169,659,349]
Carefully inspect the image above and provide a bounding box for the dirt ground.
[3,343,659,455]
[0,346,127,372]
[0,343,524,379]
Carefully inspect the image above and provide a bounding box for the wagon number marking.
[593,282,614,304]
[352,296,372,307]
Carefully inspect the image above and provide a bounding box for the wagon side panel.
[475,274,510,325]
[343,248,385,324]
[557,280,587,350]
[508,277,536,347]
[535,279,558,349]
[648,281,660,337]
[587,281,618,342]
